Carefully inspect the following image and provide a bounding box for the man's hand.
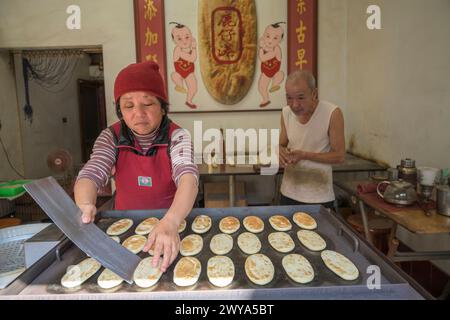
[279,146,291,167]
[78,203,97,224]
[143,215,180,273]
[287,150,307,165]
[279,147,308,167]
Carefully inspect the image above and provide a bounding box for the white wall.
[345,0,450,169]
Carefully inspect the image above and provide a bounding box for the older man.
[279,70,345,209]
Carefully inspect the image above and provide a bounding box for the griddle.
[0,205,431,299]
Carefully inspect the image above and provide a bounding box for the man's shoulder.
[282,105,293,117]
[318,100,339,111]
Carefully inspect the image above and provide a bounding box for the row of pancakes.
[61,248,358,290]
[61,212,358,289]
[104,211,320,238]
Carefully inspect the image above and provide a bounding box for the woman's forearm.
[164,174,198,226]
[74,178,98,206]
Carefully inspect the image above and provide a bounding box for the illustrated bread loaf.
[198,0,257,105]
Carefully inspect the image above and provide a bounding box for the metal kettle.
[377,180,418,206]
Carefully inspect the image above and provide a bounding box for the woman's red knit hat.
[114,61,168,104]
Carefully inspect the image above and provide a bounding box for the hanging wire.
[20,49,84,123]
[0,135,25,178]
[22,49,83,94]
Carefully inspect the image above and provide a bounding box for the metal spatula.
[24,177,141,283]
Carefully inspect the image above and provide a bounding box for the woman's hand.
[78,203,97,224]
[143,214,180,272]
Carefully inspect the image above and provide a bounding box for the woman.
[74,61,199,273]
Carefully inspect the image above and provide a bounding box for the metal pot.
[436,185,450,217]
[377,180,418,206]
[397,158,418,189]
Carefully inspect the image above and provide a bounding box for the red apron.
[110,118,179,210]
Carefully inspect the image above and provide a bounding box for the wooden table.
[334,179,450,263]
[198,153,387,207]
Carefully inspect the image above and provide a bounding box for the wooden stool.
[0,217,22,229]
[347,213,393,254]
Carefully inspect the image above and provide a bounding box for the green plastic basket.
[0,180,33,198]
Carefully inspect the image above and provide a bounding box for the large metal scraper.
[24,177,141,283]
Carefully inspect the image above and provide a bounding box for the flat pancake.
[61,258,101,288]
[293,212,317,230]
[135,217,159,235]
[173,257,202,287]
[207,256,235,287]
[297,230,327,252]
[282,254,314,284]
[122,234,147,254]
[180,234,203,256]
[243,216,264,233]
[178,219,187,233]
[268,232,295,253]
[191,215,212,234]
[237,232,261,255]
[321,250,359,281]
[269,215,292,231]
[244,254,274,286]
[106,218,133,236]
[97,268,124,289]
[146,243,160,256]
[210,233,233,255]
[110,236,120,244]
[219,216,240,234]
[133,257,163,288]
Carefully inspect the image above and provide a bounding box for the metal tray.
[0,223,51,289]
[3,206,428,299]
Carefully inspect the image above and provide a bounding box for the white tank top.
[280,100,338,203]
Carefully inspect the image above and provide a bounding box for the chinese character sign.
[212,8,243,64]
[134,0,167,89]
[288,0,317,78]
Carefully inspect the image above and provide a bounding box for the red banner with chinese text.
[134,0,168,92]
[287,0,318,79]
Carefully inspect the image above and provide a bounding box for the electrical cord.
[0,134,25,178]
